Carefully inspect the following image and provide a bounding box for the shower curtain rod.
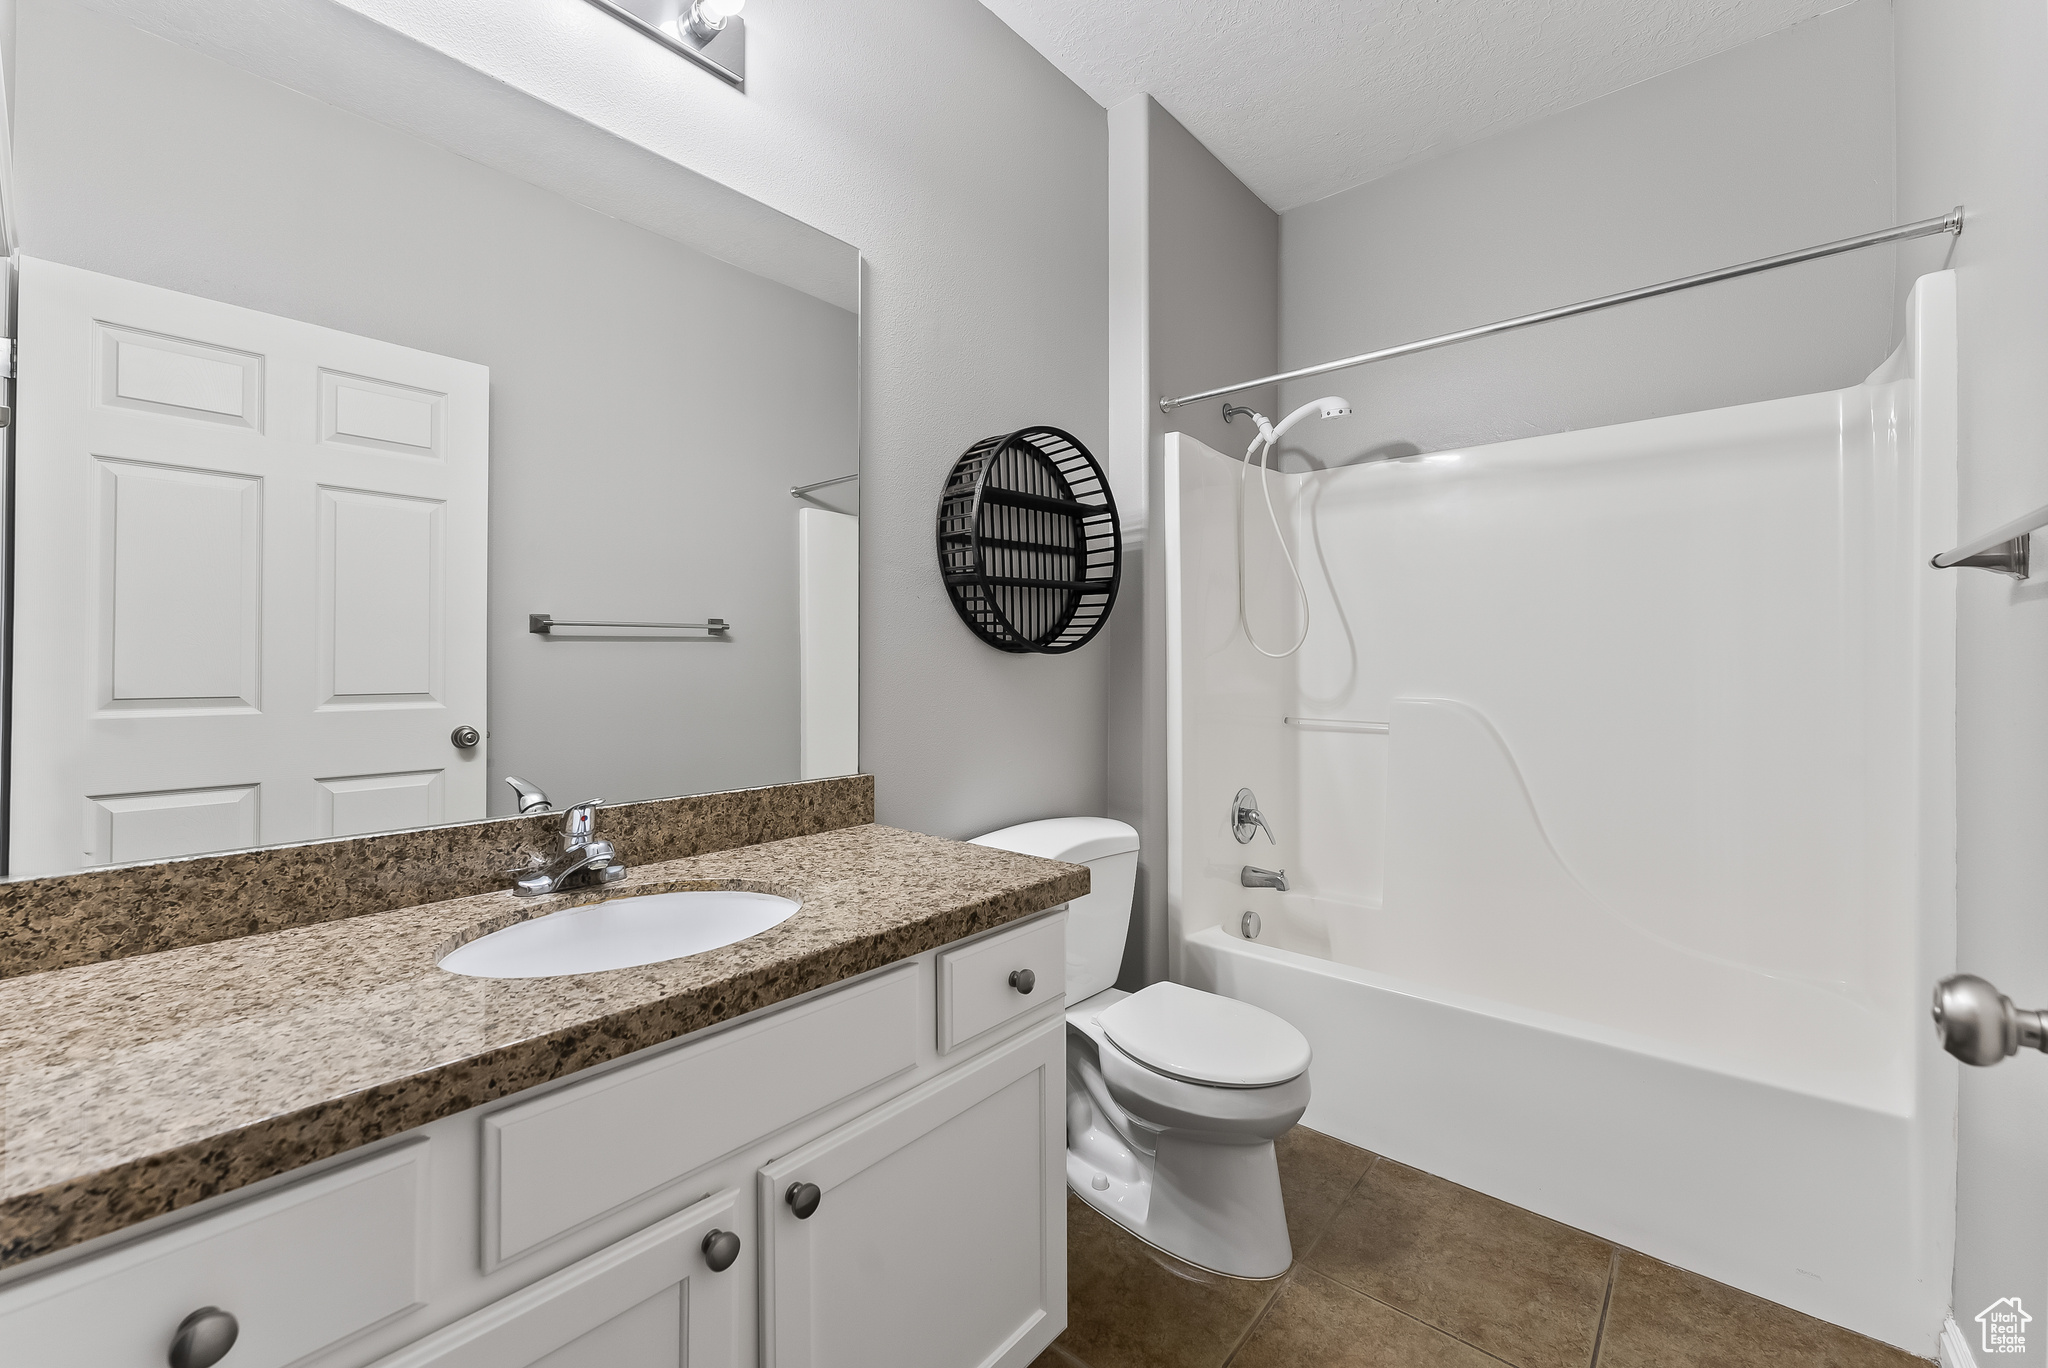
[1157,208,1965,413]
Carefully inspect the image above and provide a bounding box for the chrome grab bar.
[530,614,729,635]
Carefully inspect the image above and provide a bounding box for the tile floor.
[1032,1127,1929,1368]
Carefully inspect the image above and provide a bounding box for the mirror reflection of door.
[1,0,862,877]
[10,258,490,872]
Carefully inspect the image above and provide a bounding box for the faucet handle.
[1232,788,1276,844]
[505,775,553,815]
[562,799,604,840]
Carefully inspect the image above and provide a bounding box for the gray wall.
[340,0,1111,840]
[1895,1,2048,1355]
[1277,0,1896,468]
[1106,95,1277,986]
[12,0,858,823]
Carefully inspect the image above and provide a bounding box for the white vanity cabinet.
[371,1191,745,1368]
[0,1142,431,1367]
[0,912,1067,1368]
[758,1022,1065,1368]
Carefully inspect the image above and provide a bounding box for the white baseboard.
[1942,1317,1980,1368]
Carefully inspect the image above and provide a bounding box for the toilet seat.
[1096,982,1311,1088]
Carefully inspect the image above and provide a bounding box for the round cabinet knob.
[1009,968,1037,995]
[701,1228,742,1272]
[450,725,481,749]
[786,1181,822,1219]
[168,1307,239,1368]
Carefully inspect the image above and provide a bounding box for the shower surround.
[1164,274,1958,1354]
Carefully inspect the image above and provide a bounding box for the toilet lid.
[1095,982,1311,1088]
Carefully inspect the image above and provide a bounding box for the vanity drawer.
[937,912,1066,1053]
[0,1140,426,1366]
[483,963,920,1270]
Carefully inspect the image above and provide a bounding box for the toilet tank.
[971,817,1140,1003]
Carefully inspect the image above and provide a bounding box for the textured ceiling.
[977,0,1847,210]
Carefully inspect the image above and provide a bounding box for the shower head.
[1268,395,1354,442]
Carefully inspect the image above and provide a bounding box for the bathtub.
[1184,920,1948,1352]
[1162,274,1959,1355]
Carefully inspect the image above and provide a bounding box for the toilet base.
[1067,1100,1294,1279]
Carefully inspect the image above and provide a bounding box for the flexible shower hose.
[1238,420,1312,658]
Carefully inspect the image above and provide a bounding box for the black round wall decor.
[936,426,1122,654]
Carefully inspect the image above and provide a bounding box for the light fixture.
[679,0,744,45]
[580,0,747,87]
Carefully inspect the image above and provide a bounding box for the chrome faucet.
[513,799,628,896]
[1241,865,1289,892]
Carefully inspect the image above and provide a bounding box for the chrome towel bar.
[1930,499,2048,580]
[530,614,730,635]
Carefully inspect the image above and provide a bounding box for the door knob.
[786,1181,822,1219]
[1934,974,2048,1065]
[701,1228,741,1272]
[1009,968,1036,995]
[168,1307,239,1368]
[450,725,481,749]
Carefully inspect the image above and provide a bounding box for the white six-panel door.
[11,257,488,872]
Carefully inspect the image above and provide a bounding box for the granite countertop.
[0,823,1087,1269]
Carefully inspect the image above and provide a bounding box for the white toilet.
[972,817,1311,1279]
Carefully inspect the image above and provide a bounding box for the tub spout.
[1241,865,1289,892]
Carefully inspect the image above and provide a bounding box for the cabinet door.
[0,1140,427,1367]
[372,1190,743,1368]
[759,1019,1065,1368]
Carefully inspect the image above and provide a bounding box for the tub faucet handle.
[1232,788,1275,844]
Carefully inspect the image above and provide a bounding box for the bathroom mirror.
[0,0,861,876]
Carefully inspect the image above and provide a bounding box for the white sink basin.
[438,889,800,979]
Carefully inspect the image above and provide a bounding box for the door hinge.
[1,337,13,378]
